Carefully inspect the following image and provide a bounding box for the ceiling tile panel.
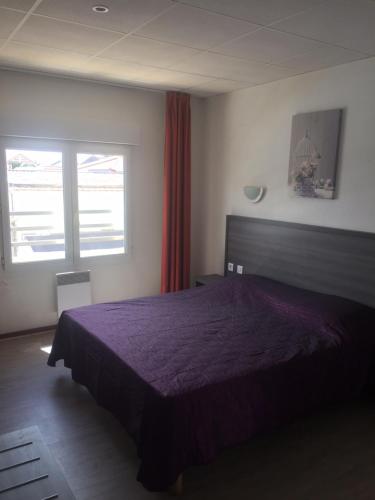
[273,0,375,55]
[146,68,215,88]
[13,15,123,54]
[177,0,325,26]
[0,8,25,38]
[100,35,199,68]
[173,51,300,83]
[188,89,217,97]
[215,28,328,64]
[189,78,252,97]
[137,4,260,49]
[35,0,173,34]
[82,57,158,84]
[0,41,90,72]
[0,0,36,10]
[0,0,373,96]
[281,44,366,72]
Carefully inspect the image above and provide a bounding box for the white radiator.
[56,271,92,317]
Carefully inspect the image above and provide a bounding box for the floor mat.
[0,426,75,500]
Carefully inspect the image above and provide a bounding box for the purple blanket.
[48,275,375,491]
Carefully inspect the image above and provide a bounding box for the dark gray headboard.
[225,215,375,308]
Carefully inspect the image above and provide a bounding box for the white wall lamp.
[243,186,265,203]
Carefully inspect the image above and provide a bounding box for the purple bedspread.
[48,275,375,491]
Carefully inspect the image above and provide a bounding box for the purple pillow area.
[226,274,375,341]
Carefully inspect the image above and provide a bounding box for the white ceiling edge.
[0,64,209,100]
[1,52,374,102]
[199,54,375,100]
[0,64,168,96]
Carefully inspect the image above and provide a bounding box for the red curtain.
[161,91,191,293]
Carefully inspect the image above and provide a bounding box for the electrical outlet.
[237,265,243,274]
[227,262,234,272]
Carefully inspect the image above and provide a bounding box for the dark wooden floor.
[1,333,375,500]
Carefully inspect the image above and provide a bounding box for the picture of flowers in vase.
[288,110,342,199]
[292,130,320,197]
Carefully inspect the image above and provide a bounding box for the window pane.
[77,153,125,258]
[5,149,65,263]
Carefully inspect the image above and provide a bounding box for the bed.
[48,216,375,492]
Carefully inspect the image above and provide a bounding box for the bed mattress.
[48,275,375,491]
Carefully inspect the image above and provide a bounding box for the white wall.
[198,57,375,276]
[3,57,374,334]
[0,70,205,334]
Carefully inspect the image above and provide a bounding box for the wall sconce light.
[243,186,265,203]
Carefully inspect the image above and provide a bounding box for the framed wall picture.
[288,109,342,199]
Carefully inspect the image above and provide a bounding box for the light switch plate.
[228,262,234,272]
[237,265,243,274]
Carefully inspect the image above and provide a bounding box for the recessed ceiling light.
[92,5,109,13]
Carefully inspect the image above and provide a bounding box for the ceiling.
[0,0,374,97]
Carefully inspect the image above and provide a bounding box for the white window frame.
[72,141,128,266]
[0,137,129,270]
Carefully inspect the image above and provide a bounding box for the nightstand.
[195,274,224,287]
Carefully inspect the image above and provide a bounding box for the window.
[77,153,125,258]
[0,139,127,267]
[5,148,66,263]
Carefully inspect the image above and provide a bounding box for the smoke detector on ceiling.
[92,5,109,13]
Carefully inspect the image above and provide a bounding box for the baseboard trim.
[0,324,56,341]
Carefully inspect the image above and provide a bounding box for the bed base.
[169,474,183,496]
